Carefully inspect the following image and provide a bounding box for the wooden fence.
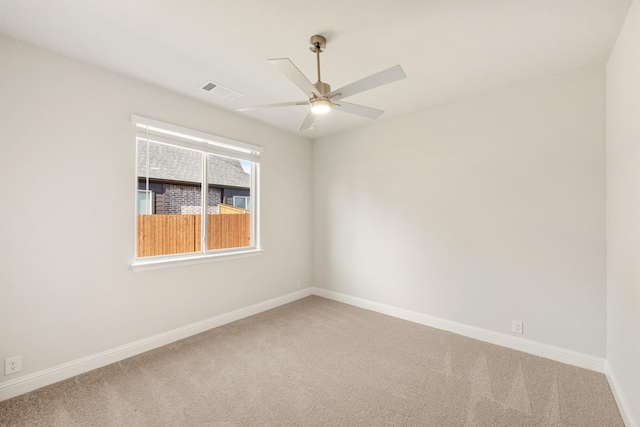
[219,204,248,214]
[137,214,250,257]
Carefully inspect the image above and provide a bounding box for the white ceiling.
[0,0,633,139]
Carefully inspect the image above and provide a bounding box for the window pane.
[207,153,251,250]
[232,196,251,211]
[136,139,203,257]
[137,190,153,214]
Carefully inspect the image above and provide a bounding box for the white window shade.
[132,115,262,163]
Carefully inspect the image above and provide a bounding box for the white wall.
[606,0,640,423]
[313,67,606,357]
[0,35,312,384]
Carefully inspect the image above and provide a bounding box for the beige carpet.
[0,296,624,426]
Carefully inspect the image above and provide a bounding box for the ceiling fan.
[238,35,406,131]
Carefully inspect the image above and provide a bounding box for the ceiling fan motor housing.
[314,81,331,96]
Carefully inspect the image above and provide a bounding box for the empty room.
[0,1,638,426]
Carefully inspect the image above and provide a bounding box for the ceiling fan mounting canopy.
[238,34,406,131]
[309,35,326,53]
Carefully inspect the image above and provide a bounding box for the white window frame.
[131,115,263,271]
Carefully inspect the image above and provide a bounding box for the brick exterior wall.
[165,184,221,215]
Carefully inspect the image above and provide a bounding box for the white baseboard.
[606,361,638,427]
[0,288,313,402]
[311,287,606,373]
[0,286,619,410]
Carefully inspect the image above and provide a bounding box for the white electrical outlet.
[5,356,21,376]
[296,280,302,289]
[512,320,524,334]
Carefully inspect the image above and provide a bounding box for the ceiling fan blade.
[269,58,321,98]
[334,101,385,119]
[237,101,307,112]
[328,65,406,101]
[298,110,316,131]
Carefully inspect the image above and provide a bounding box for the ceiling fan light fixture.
[311,99,332,114]
[238,34,406,131]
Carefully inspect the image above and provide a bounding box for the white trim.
[311,287,607,373]
[201,153,208,249]
[0,288,313,402]
[606,361,638,427]
[250,162,260,248]
[131,249,263,272]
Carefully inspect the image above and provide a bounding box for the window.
[137,190,153,214]
[233,196,251,211]
[132,115,262,270]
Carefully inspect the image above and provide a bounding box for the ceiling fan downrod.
[309,35,330,97]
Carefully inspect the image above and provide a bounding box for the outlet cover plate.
[5,356,21,375]
[512,320,524,334]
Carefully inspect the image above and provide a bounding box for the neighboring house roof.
[137,141,250,188]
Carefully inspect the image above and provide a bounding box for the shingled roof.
[137,141,250,188]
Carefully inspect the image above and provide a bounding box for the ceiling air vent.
[199,81,242,101]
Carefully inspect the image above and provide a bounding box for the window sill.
[131,249,263,272]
